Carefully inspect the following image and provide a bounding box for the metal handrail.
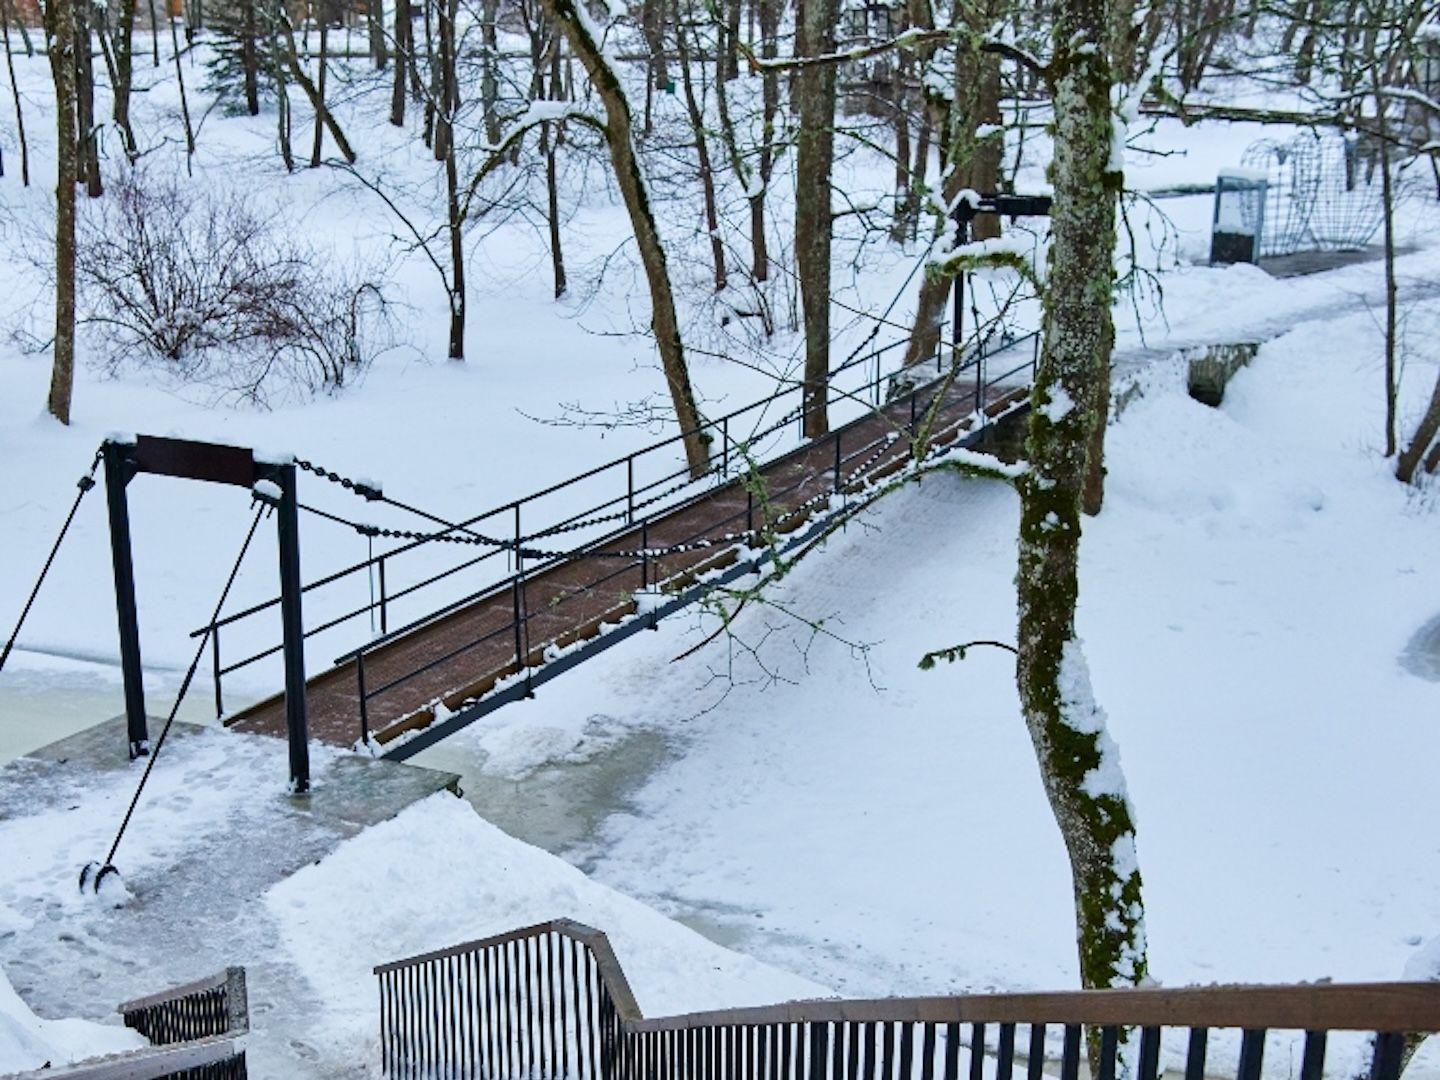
[373,920,1440,1080]
[209,327,1041,723]
[345,353,1013,733]
[198,337,914,636]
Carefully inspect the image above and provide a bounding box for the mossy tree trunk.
[1016,0,1148,1027]
[543,0,711,478]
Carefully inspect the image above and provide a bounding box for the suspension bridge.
[3,331,1039,791]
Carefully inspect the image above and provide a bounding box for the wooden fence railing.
[374,921,1440,1080]
[7,968,250,1080]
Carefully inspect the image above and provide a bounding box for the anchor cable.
[0,449,103,676]
[93,504,267,878]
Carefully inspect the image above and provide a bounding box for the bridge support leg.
[271,463,310,793]
[102,440,148,759]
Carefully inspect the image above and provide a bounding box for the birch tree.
[1015,0,1148,1005]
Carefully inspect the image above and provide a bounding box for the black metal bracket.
[949,191,1053,353]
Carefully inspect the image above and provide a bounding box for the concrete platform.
[0,717,460,1076]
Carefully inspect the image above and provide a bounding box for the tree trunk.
[109,0,138,156]
[1396,370,1440,484]
[1373,63,1398,458]
[390,0,409,125]
[891,48,912,243]
[721,0,740,81]
[44,0,77,424]
[900,12,988,371]
[544,0,711,478]
[544,121,566,297]
[712,30,767,284]
[445,112,464,359]
[279,8,356,162]
[367,0,385,68]
[310,16,328,166]
[169,3,196,163]
[241,0,260,115]
[265,0,294,169]
[753,0,779,282]
[1017,0,1148,1034]
[73,0,101,196]
[794,0,837,438]
[674,5,726,292]
[480,0,500,144]
[1,0,30,186]
[546,41,566,297]
[969,49,1002,242]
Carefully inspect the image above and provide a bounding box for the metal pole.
[951,215,969,363]
[357,649,370,746]
[212,627,223,719]
[102,440,149,758]
[273,462,310,793]
[378,556,388,635]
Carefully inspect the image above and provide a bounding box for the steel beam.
[102,440,148,758]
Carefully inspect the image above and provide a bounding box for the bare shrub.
[77,170,395,405]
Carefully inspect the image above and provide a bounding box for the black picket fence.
[375,921,1440,1080]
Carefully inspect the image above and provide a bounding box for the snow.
[2,21,1440,1080]
[1039,384,1075,423]
[0,967,144,1074]
[1217,166,1270,183]
[251,478,283,504]
[265,793,826,1064]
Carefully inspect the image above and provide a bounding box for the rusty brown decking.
[227,376,1028,751]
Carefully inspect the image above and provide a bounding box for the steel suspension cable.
[0,449,103,675]
[87,503,268,887]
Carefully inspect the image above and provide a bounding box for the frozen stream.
[0,654,214,765]
[0,663,744,957]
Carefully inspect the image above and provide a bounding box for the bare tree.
[542,0,712,477]
[673,0,726,292]
[793,0,837,437]
[43,0,78,424]
[1,0,30,185]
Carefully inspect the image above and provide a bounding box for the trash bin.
[1210,168,1268,265]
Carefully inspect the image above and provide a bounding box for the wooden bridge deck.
[227,371,1029,754]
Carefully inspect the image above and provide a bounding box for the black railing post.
[102,439,148,758]
[272,461,309,794]
[378,556,388,635]
[976,337,985,416]
[356,650,370,747]
[722,417,729,475]
[640,520,649,591]
[627,457,635,524]
[512,575,525,674]
[833,429,842,493]
[211,626,223,719]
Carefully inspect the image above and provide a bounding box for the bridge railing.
[374,921,1439,1080]
[197,325,1040,730]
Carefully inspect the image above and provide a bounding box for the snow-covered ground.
[3,25,1440,1078]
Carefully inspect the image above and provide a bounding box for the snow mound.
[265,793,829,1066]
[0,967,144,1075]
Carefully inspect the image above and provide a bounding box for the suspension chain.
[296,431,902,565]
